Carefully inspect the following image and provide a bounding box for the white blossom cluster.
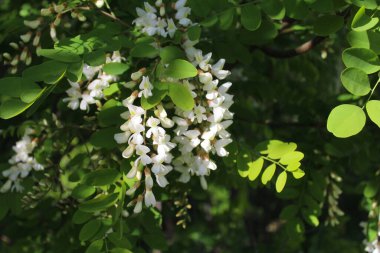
[133,0,192,38]
[63,52,122,111]
[114,0,234,213]
[365,233,380,253]
[1,128,44,193]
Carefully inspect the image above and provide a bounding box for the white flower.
[80,93,96,111]
[175,0,187,9]
[133,195,143,213]
[87,79,108,98]
[193,50,212,71]
[156,18,168,37]
[199,72,213,84]
[193,105,207,123]
[144,189,156,207]
[138,76,153,98]
[167,18,177,38]
[83,64,100,80]
[122,145,135,159]
[155,105,174,128]
[63,81,82,110]
[211,59,230,80]
[215,138,232,157]
[153,134,176,155]
[136,145,152,165]
[146,117,165,138]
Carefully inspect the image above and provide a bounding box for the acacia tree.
[0,0,380,252]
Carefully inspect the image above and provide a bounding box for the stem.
[363,77,380,109]
[260,156,287,171]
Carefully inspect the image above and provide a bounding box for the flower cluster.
[365,233,380,253]
[63,52,122,111]
[1,128,44,193]
[133,0,192,38]
[114,0,234,212]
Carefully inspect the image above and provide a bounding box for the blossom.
[138,76,153,98]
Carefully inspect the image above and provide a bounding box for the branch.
[258,36,326,59]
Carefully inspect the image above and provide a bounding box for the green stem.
[261,155,287,171]
[363,77,380,109]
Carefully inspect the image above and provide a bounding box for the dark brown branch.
[258,36,326,59]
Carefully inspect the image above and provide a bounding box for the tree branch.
[258,36,326,59]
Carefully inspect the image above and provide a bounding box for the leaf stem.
[363,77,380,109]
[260,155,287,171]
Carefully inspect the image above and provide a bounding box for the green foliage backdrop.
[0,0,380,252]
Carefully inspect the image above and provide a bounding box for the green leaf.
[90,127,118,149]
[37,48,81,63]
[261,0,285,20]
[364,181,379,198]
[292,169,305,179]
[302,211,319,227]
[84,50,106,66]
[72,210,92,224]
[85,168,121,186]
[283,0,309,20]
[261,164,276,185]
[160,46,186,64]
[110,249,133,253]
[85,240,104,253]
[261,140,297,159]
[342,48,380,74]
[366,100,380,127]
[241,3,261,31]
[286,162,301,172]
[327,104,366,138]
[79,219,102,241]
[79,193,119,213]
[163,59,198,79]
[72,184,96,199]
[276,171,287,193]
[141,89,168,110]
[0,99,33,119]
[98,105,125,127]
[67,61,84,82]
[130,44,158,58]
[0,77,23,97]
[219,8,235,30]
[279,151,304,165]
[168,83,195,111]
[247,157,264,181]
[280,205,299,220]
[103,63,129,75]
[313,15,344,36]
[352,6,379,32]
[187,25,202,41]
[23,60,67,83]
[340,68,371,96]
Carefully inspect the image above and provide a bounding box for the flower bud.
[94,0,105,8]
[32,32,41,47]
[20,32,32,43]
[50,24,57,41]
[54,14,62,26]
[41,8,52,16]
[53,4,65,13]
[160,6,165,16]
[20,48,28,62]
[2,53,11,60]
[9,42,19,50]
[133,195,143,213]
[24,19,41,29]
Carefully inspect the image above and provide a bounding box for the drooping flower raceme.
[63,52,122,111]
[1,128,44,193]
[113,0,234,213]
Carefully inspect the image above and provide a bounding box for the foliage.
[0,0,380,253]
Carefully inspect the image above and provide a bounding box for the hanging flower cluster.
[63,52,122,111]
[1,128,44,193]
[114,0,234,213]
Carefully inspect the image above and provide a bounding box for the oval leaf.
[366,100,380,127]
[340,67,371,96]
[261,163,276,185]
[327,104,366,138]
[248,157,264,181]
[168,83,195,111]
[342,48,380,74]
[103,63,129,75]
[276,171,287,193]
[241,3,262,31]
[164,59,198,79]
[79,193,119,213]
[79,219,102,241]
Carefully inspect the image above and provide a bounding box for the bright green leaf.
[342,48,380,74]
[160,46,186,64]
[248,157,264,181]
[276,171,287,193]
[168,83,195,111]
[352,6,379,32]
[130,44,158,58]
[261,164,276,185]
[340,67,371,96]
[327,104,366,138]
[366,100,380,127]
[103,63,129,75]
[279,151,304,165]
[37,48,81,63]
[164,59,198,79]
